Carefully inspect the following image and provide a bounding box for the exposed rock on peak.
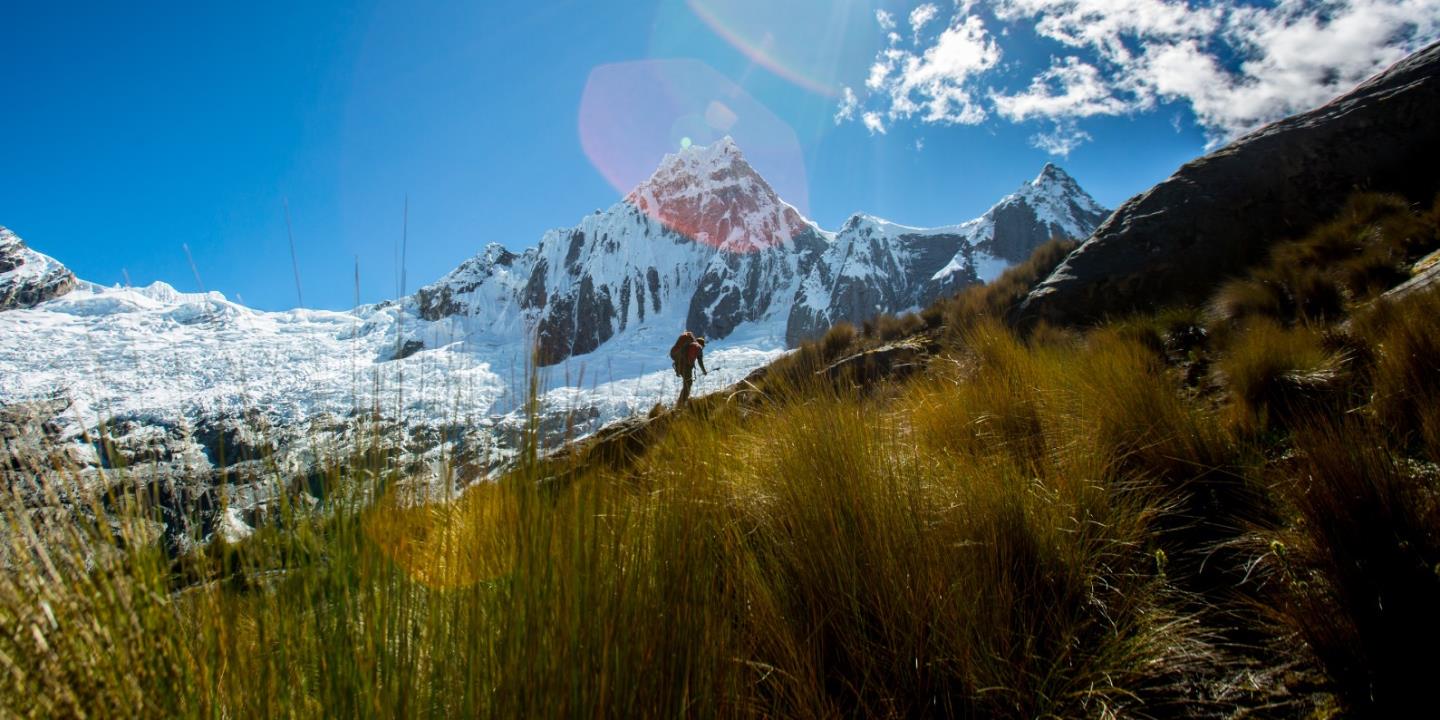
[1019,41,1440,327]
[975,163,1110,263]
[415,242,522,321]
[1036,162,1067,181]
[1,226,77,310]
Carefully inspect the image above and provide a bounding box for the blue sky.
[4,1,1435,310]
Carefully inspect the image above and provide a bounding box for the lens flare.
[677,0,879,98]
[578,59,811,252]
[579,58,809,207]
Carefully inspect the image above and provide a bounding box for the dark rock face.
[1019,41,1440,327]
[571,276,616,356]
[521,258,548,309]
[686,228,830,340]
[0,227,77,311]
[391,339,425,360]
[645,268,662,313]
[192,411,276,468]
[535,294,575,366]
[531,248,622,364]
[982,199,1101,263]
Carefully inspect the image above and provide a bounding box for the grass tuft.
[1265,417,1440,716]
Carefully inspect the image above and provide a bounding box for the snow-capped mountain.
[409,140,1108,362]
[1,140,1107,442]
[0,141,1105,547]
[408,138,830,365]
[785,162,1107,337]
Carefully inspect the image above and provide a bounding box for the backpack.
[670,331,696,376]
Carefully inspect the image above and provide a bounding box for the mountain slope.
[0,227,76,310]
[786,163,1107,342]
[1019,40,1440,326]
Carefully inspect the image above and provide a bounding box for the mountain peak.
[643,136,749,186]
[711,135,740,154]
[623,137,808,252]
[1033,162,1076,186]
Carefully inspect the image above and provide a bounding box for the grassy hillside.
[4,192,1439,717]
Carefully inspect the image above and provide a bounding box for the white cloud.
[838,0,1440,154]
[910,3,941,38]
[915,137,926,151]
[874,14,1002,125]
[863,111,888,134]
[991,56,1138,121]
[1030,120,1092,156]
[992,0,1440,140]
[835,86,859,124]
[867,48,905,90]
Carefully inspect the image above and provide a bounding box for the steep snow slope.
[0,238,784,458]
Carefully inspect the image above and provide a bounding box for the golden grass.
[6,196,1440,717]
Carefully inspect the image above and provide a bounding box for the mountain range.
[0,141,1107,548]
[406,137,1106,365]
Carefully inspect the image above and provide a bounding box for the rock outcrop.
[0,226,76,310]
[1019,41,1440,326]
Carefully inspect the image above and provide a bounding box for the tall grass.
[6,195,1440,717]
[1,322,1207,717]
[1210,192,1440,328]
[1264,417,1440,717]
[1355,288,1440,459]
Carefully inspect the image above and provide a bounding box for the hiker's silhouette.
[669,331,707,407]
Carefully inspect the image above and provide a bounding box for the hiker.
[670,331,708,406]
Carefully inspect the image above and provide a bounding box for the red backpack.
[670,331,696,376]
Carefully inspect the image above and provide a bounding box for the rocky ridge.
[0,227,76,310]
[1019,40,1440,326]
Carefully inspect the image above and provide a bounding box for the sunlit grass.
[4,193,1440,716]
